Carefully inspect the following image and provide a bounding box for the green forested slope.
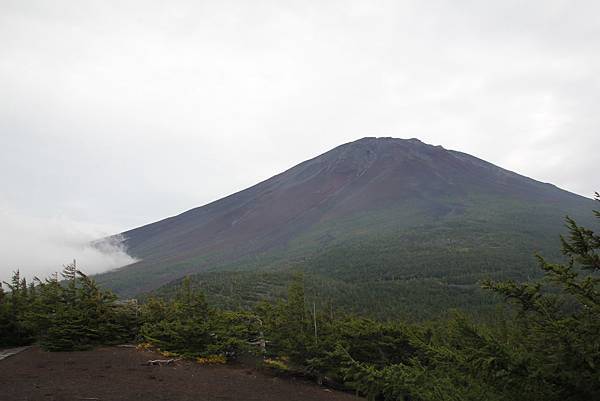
[95,138,595,319]
[143,192,594,319]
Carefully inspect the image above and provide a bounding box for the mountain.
[96,137,595,317]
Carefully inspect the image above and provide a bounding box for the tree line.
[1,195,599,401]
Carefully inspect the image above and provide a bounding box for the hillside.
[96,137,595,317]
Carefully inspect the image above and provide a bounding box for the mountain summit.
[97,138,593,302]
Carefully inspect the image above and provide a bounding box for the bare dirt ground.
[0,346,362,401]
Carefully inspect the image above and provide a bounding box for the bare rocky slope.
[96,137,594,307]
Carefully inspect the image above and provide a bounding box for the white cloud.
[0,204,137,282]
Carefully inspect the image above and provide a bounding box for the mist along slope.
[96,137,595,317]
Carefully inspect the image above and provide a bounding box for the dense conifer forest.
[1,195,599,401]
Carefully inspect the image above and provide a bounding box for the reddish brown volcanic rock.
[96,137,593,296]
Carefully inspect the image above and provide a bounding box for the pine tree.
[32,262,139,351]
[140,277,214,356]
[0,270,35,346]
[482,193,600,401]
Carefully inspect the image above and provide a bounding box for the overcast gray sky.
[1,0,599,280]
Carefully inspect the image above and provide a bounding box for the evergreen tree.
[140,277,261,358]
[482,193,600,401]
[0,270,35,346]
[31,262,139,351]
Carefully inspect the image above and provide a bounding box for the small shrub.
[196,355,227,364]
